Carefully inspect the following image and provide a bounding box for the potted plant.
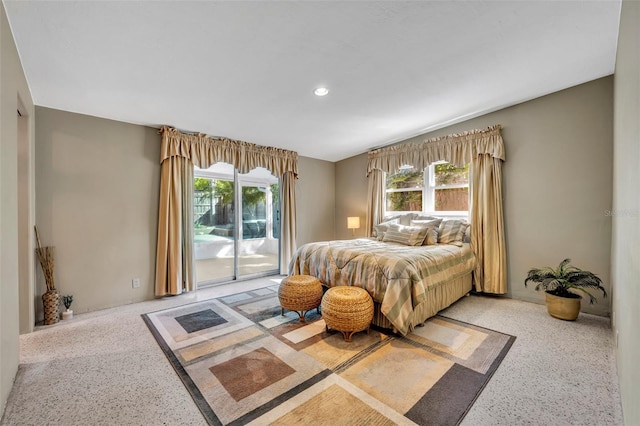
[61,295,73,320]
[524,258,607,320]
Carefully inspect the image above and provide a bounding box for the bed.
[288,238,476,336]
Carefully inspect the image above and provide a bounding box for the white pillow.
[398,213,418,226]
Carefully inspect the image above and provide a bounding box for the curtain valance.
[367,124,504,175]
[160,126,298,177]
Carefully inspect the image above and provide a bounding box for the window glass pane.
[386,191,422,212]
[386,167,424,212]
[194,177,235,240]
[270,183,280,238]
[241,186,266,239]
[238,168,279,277]
[434,163,469,186]
[194,174,235,284]
[194,177,214,231]
[435,187,468,211]
[212,180,236,236]
[386,167,424,189]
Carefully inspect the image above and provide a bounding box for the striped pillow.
[424,228,438,245]
[409,219,442,245]
[438,220,469,247]
[463,225,471,243]
[382,224,429,246]
[414,215,439,221]
[374,219,399,240]
[410,218,443,228]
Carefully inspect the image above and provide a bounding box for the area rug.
[142,285,515,426]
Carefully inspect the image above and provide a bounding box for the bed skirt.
[371,272,473,332]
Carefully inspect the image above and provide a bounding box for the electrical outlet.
[132,278,140,289]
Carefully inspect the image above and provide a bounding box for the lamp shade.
[347,217,360,230]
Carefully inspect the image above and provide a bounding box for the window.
[385,162,469,214]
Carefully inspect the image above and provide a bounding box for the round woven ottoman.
[321,286,374,342]
[278,275,323,323]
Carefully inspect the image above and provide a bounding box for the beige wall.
[35,107,161,314]
[335,154,368,240]
[295,156,335,245]
[1,3,35,415]
[335,77,614,317]
[612,1,639,423]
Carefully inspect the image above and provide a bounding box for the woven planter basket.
[42,290,60,325]
[321,286,374,342]
[278,275,323,323]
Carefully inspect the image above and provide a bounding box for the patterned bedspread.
[288,238,477,335]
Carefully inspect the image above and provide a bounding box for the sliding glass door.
[193,162,280,286]
[238,169,280,277]
[194,166,235,283]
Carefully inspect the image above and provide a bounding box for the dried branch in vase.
[34,226,56,292]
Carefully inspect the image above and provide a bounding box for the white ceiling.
[3,1,621,162]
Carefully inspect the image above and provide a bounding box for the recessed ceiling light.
[314,87,329,97]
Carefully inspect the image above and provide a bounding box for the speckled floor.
[1,277,624,426]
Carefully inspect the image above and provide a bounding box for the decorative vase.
[42,290,60,325]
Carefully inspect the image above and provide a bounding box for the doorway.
[193,162,280,286]
[17,103,35,333]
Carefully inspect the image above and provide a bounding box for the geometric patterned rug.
[142,284,515,426]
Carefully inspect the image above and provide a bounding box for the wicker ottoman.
[321,286,374,342]
[278,275,323,323]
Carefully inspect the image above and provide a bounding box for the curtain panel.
[155,126,299,296]
[366,169,385,238]
[366,124,507,294]
[470,155,507,294]
[155,156,195,296]
[279,172,297,274]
